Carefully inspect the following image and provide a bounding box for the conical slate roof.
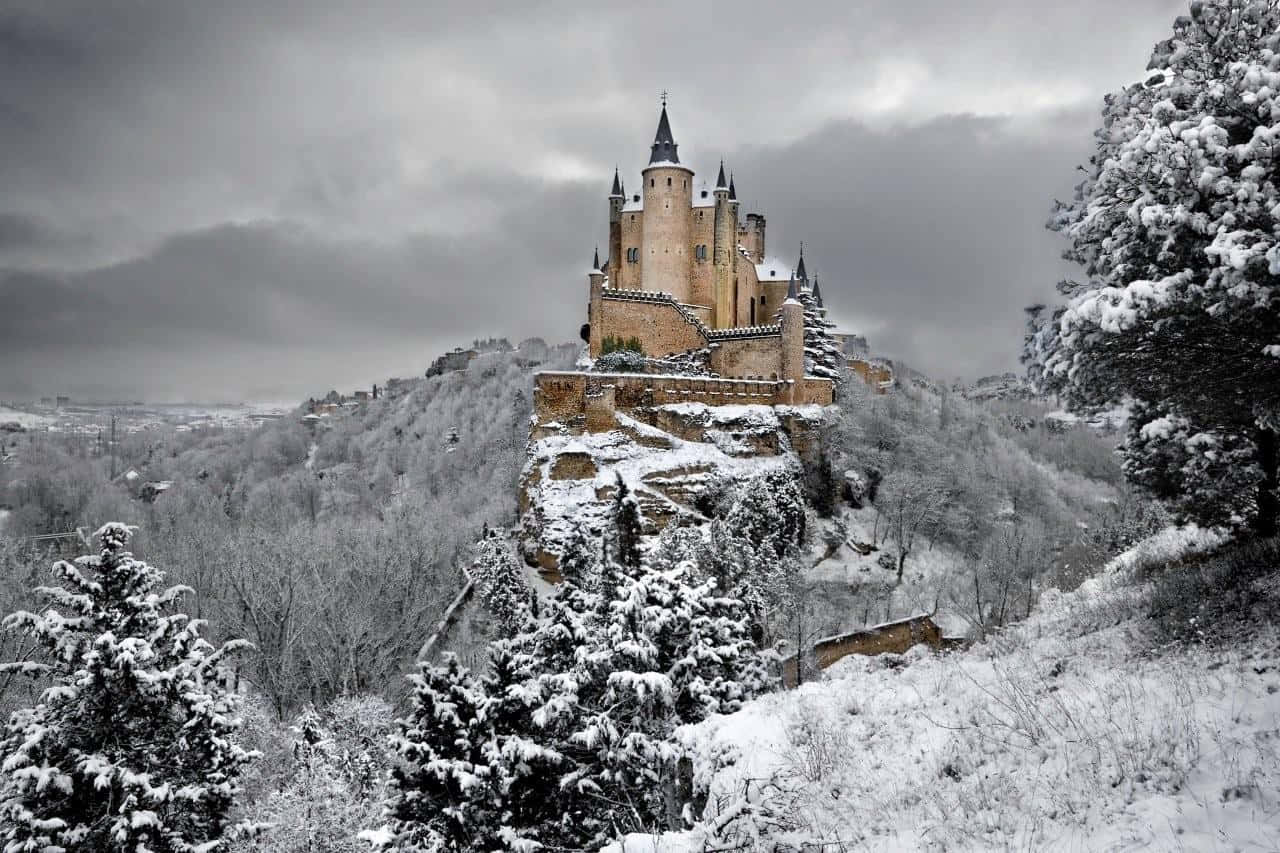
[728,173,736,200]
[716,160,728,189]
[592,247,601,271]
[795,244,807,281]
[648,105,680,164]
[786,272,799,301]
[812,275,824,307]
[610,167,622,196]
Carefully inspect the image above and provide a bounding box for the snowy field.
[0,406,55,429]
[607,527,1280,852]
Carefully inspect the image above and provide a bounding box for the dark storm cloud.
[0,0,1187,399]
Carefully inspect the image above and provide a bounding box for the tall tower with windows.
[640,101,694,302]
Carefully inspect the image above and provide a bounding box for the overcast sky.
[0,0,1186,401]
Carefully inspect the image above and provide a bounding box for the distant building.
[426,348,478,378]
[55,396,70,408]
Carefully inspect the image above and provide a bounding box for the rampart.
[781,613,948,688]
[534,371,833,427]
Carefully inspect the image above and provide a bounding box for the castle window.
[667,177,672,187]
[760,295,766,306]
[650,179,654,187]
[701,190,708,198]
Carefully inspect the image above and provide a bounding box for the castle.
[536,102,834,426]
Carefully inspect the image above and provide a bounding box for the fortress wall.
[799,377,835,405]
[598,297,704,357]
[709,336,783,379]
[534,371,796,424]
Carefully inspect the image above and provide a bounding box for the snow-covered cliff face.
[518,402,827,577]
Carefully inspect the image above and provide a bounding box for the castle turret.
[780,273,805,403]
[795,242,808,283]
[740,211,766,264]
[640,103,694,302]
[712,161,735,328]
[607,168,623,288]
[588,247,605,356]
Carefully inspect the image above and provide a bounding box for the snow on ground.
[807,507,972,638]
[611,526,1280,852]
[0,406,55,429]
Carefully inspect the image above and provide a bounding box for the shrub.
[600,335,645,356]
[594,348,648,374]
[1147,538,1280,643]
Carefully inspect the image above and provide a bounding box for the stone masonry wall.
[709,335,784,379]
[598,295,704,358]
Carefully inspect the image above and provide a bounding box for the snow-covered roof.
[693,183,715,208]
[755,257,794,282]
[622,195,643,213]
[642,159,693,172]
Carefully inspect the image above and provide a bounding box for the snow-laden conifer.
[469,528,531,624]
[0,522,255,853]
[367,654,501,852]
[611,473,644,574]
[796,285,845,383]
[1025,0,1280,535]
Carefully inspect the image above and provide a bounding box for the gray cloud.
[0,0,1188,399]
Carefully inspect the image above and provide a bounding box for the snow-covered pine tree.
[470,528,531,623]
[611,473,643,574]
[369,654,502,852]
[0,522,255,853]
[1025,0,1280,536]
[796,279,846,383]
[558,522,601,591]
[568,562,774,840]
[726,468,807,562]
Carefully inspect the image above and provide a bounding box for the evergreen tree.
[726,468,807,561]
[470,529,530,623]
[611,473,643,574]
[558,522,601,591]
[796,282,845,382]
[1025,0,1280,536]
[565,562,773,839]
[0,523,254,853]
[371,655,501,852]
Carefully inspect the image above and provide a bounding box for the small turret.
[716,160,728,190]
[592,246,601,273]
[728,173,737,200]
[610,167,623,198]
[812,275,824,308]
[795,242,807,282]
[780,273,805,402]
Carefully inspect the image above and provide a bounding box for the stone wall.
[535,370,834,426]
[708,334,784,379]
[782,613,944,687]
[597,293,705,358]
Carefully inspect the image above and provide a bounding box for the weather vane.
[660,90,669,107]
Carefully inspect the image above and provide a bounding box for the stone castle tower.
[579,100,832,408]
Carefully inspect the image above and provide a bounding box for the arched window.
[750,297,756,325]
[650,178,654,187]
[667,177,672,187]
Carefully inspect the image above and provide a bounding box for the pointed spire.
[716,160,728,189]
[786,272,799,301]
[728,173,737,200]
[592,246,601,271]
[610,167,622,197]
[648,102,680,165]
[796,242,807,281]
[812,275,824,307]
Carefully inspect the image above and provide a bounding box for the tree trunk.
[1255,427,1279,538]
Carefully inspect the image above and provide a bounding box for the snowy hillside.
[606,527,1280,852]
